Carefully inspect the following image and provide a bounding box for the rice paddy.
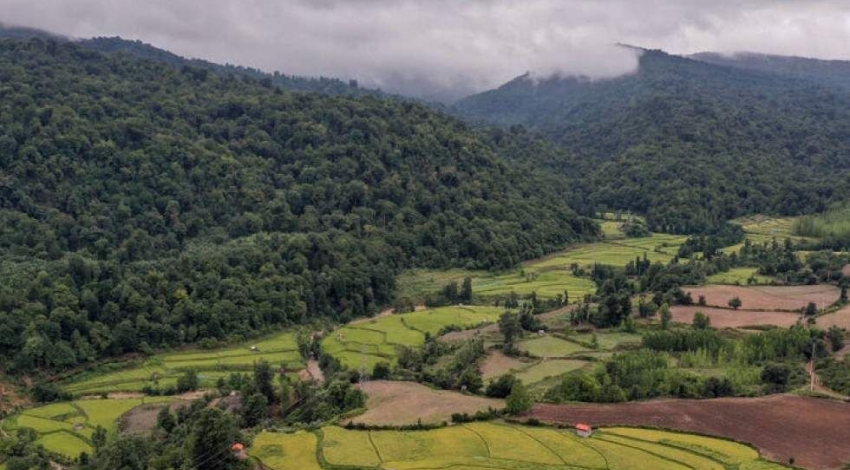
[253,423,790,470]
[60,331,303,395]
[1,397,172,459]
[532,233,687,269]
[322,306,503,369]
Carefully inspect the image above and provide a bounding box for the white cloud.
[2,0,850,101]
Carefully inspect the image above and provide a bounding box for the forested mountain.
[455,49,850,233]
[691,52,850,93]
[0,37,597,373]
[0,24,377,97]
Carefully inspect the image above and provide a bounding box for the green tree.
[728,297,743,310]
[827,326,845,352]
[505,382,533,415]
[91,425,107,451]
[176,369,198,393]
[254,360,276,403]
[692,312,711,330]
[803,302,818,316]
[660,303,672,330]
[498,311,522,353]
[242,392,269,427]
[372,361,391,380]
[189,408,244,470]
[460,277,473,303]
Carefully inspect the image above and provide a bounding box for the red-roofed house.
[575,423,593,438]
[232,443,247,459]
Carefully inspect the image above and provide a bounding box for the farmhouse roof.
[575,423,592,432]
[232,443,245,451]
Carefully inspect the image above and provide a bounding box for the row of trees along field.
[0,38,599,374]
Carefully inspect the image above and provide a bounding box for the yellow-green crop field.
[322,306,503,369]
[1,397,172,458]
[706,267,775,285]
[533,233,686,269]
[396,268,595,301]
[253,423,790,470]
[60,331,302,395]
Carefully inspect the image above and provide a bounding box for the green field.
[518,335,589,358]
[396,268,595,301]
[533,233,686,269]
[254,423,789,470]
[514,359,589,385]
[60,331,302,395]
[322,306,503,369]
[707,267,775,285]
[2,397,171,458]
[724,215,815,254]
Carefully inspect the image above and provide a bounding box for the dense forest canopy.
[0,38,598,373]
[456,49,850,232]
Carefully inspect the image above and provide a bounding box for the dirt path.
[530,394,850,470]
[307,359,325,383]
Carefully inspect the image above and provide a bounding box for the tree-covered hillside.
[0,38,597,373]
[456,49,850,233]
[691,52,850,93]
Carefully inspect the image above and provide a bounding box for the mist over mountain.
[455,49,850,232]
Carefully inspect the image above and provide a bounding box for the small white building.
[575,423,593,438]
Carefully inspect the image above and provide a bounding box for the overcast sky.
[4,0,850,101]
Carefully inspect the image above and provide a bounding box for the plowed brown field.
[353,381,502,425]
[530,395,850,470]
[683,285,840,311]
[670,306,800,328]
[817,305,850,330]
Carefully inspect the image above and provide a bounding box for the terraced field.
[397,268,595,301]
[322,306,503,369]
[0,397,172,458]
[533,233,686,269]
[60,331,303,395]
[253,423,790,470]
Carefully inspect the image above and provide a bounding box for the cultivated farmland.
[0,397,172,458]
[706,267,775,285]
[682,285,841,311]
[353,381,503,426]
[321,306,503,369]
[532,233,687,269]
[531,394,850,470]
[670,306,800,329]
[59,331,303,396]
[253,422,791,470]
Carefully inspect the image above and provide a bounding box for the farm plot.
[61,331,303,395]
[2,397,171,459]
[322,306,502,369]
[532,233,686,269]
[531,394,850,470]
[518,335,589,358]
[682,285,840,311]
[353,381,503,426]
[253,422,790,470]
[670,306,800,329]
[707,268,775,285]
[816,304,850,329]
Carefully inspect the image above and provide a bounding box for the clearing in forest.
[253,422,791,470]
[322,305,503,369]
[531,233,687,269]
[353,381,503,425]
[60,331,304,396]
[531,394,850,470]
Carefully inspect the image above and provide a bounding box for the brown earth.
[352,381,503,426]
[121,401,188,435]
[306,359,325,383]
[683,285,840,311]
[479,351,529,380]
[530,395,850,470]
[817,305,850,330]
[670,306,800,329]
[842,264,850,277]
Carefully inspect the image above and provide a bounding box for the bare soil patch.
[353,381,502,426]
[683,285,840,311]
[439,323,498,342]
[480,351,529,380]
[842,264,850,277]
[121,401,187,435]
[817,305,850,330]
[670,306,800,329]
[530,394,850,470]
[306,359,324,383]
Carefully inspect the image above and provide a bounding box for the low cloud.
[3,0,850,101]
